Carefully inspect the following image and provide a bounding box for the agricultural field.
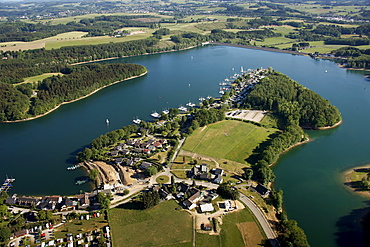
[108,200,192,247]
[46,31,152,50]
[0,31,87,51]
[182,120,277,165]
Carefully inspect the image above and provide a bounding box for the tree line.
[0,63,146,121]
[0,15,160,42]
[332,46,370,69]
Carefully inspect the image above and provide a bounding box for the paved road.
[238,194,280,247]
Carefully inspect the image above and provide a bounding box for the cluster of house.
[177,183,218,212]
[110,138,168,158]
[5,193,92,211]
[191,164,224,184]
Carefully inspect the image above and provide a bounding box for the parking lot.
[226,110,266,123]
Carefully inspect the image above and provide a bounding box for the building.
[199,203,214,213]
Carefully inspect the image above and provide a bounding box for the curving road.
[238,194,280,247]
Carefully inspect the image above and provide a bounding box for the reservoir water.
[1,45,369,246]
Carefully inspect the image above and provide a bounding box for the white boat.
[206,96,212,100]
[162,110,169,115]
[178,106,188,111]
[133,118,141,124]
[186,101,196,107]
[106,119,109,124]
[199,97,205,101]
[151,111,161,118]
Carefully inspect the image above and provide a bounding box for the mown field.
[108,200,192,247]
[196,206,265,247]
[17,73,63,85]
[182,120,277,164]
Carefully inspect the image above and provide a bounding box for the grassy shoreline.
[2,71,147,123]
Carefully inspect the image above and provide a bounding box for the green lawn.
[171,170,188,179]
[156,175,169,184]
[18,73,62,84]
[220,207,261,247]
[109,200,192,247]
[254,36,294,47]
[182,120,277,164]
[196,232,221,246]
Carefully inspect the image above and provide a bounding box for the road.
[238,194,280,247]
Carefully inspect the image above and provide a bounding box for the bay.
[1,45,369,246]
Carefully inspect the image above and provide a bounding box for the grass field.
[196,232,221,246]
[219,207,262,247]
[171,170,188,179]
[17,73,62,84]
[182,120,277,165]
[172,155,216,169]
[109,200,192,247]
[46,31,152,49]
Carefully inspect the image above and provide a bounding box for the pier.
[0,177,15,193]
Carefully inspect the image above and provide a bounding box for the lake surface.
[1,45,369,246]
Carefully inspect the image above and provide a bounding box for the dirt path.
[178,150,220,168]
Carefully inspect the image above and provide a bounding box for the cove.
[1,45,369,246]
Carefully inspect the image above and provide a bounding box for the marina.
[67,164,81,171]
[0,177,15,193]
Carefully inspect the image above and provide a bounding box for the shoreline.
[343,165,370,199]
[2,71,147,123]
[318,119,343,130]
[70,45,199,66]
[269,138,311,167]
[211,42,310,57]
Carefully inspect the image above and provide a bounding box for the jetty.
[0,177,15,193]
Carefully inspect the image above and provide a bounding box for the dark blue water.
[1,45,369,246]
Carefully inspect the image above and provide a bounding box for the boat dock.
[0,177,15,193]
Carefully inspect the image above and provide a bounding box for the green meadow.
[182,120,277,165]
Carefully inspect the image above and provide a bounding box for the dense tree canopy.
[245,72,341,129]
[0,63,146,121]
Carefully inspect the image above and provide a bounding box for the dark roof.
[255,184,270,196]
[214,168,223,175]
[198,173,210,180]
[183,199,193,208]
[140,162,152,169]
[5,197,16,205]
[177,183,189,193]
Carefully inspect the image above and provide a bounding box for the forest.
[0,63,146,121]
[0,15,161,42]
[332,46,370,68]
[244,71,341,129]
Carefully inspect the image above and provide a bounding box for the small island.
[344,165,370,198]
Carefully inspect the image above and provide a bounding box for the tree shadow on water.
[335,203,370,247]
